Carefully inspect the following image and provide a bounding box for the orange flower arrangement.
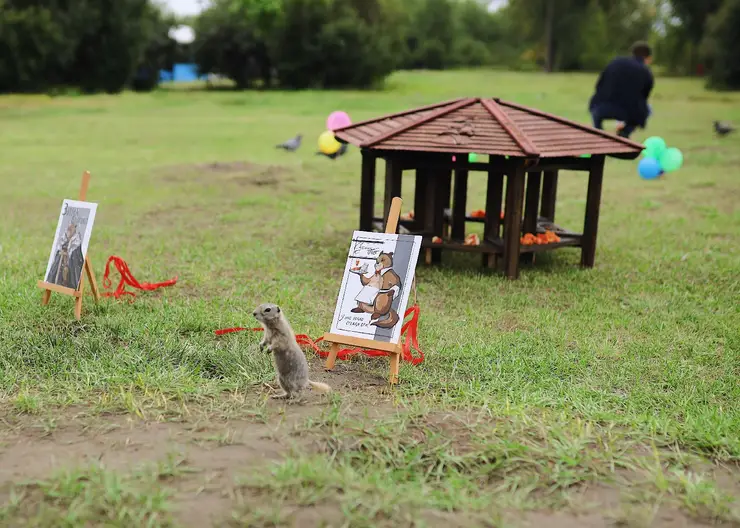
[469,209,505,220]
[520,230,561,246]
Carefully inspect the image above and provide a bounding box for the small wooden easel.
[324,197,405,385]
[37,171,101,320]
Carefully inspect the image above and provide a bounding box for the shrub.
[270,0,394,89]
[194,0,280,89]
[703,0,740,90]
[0,4,74,93]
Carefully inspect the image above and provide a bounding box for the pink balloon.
[452,155,457,162]
[327,111,352,131]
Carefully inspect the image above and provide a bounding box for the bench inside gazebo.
[333,97,645,279]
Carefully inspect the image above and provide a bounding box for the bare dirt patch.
[2,382,739,528]
[156,161,292,188]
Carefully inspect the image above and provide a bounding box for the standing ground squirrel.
[253,303,332,400]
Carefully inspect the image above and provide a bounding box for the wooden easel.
[324,197,405,385]
[37,171,101,320]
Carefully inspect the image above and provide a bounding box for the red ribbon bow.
[215,305,424,365]
[102,255,178,300]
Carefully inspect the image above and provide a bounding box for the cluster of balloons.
[318,111,352,155]
[638,137,684,180]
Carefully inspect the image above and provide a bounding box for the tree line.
[0,0,738,94]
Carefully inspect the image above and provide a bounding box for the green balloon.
[659,147,683,172]
[468,153,478,163]
[579,153,591,158]
[643,136,666,158]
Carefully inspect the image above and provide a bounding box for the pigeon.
[315,142,348,160]
[714,121,735,137]
[276,134,302,151]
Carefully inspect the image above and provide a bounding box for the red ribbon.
[102,255,178,300]
[215,305,424,365]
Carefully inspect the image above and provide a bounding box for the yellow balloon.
[318,131,341,155]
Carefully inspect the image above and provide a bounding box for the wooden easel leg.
[74,274,86,321]
[74,297,83,320]
[84,258,100,302]
[42,290,52,306]
[325,343,340,371]
[389,352,400,385]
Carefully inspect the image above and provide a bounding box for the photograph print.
[330,231,422,345]
[44,199,98,290]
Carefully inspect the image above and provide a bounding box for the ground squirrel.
[253,303,332,400]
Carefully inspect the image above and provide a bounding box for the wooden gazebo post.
[540,170,559,222]
[502,160,527,279]
[581,155,606,268]
[359,149,377,231]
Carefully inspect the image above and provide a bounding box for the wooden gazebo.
[333,97,645,279]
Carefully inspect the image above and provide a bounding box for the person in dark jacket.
[589,41,654,138]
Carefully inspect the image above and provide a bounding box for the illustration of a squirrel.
[253,303,332,400]
[351,252,401,329]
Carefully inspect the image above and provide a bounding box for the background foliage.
[0,0,738,93]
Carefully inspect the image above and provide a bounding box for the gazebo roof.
[334,97,645,159]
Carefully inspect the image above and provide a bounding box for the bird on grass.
[276,134,302,151]
[714,121,735,137]
[315,143,349,160]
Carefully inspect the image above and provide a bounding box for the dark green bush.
[703,0,740,90]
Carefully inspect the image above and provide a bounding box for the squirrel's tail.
[308,380,332,393]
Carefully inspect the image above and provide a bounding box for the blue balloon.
[638,157,662,180]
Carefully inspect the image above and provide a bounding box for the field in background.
[0,70,739,527]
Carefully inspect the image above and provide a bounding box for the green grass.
[1,69,739,526]
[0,454,188,527]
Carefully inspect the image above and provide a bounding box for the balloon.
[327,111,351,131]
[643,136,666,159]
[318,131,341,155]
[452,155,457,162]
[468,153,478,163]
[638,157,662,180]
[659,147,683,172]
[579,153,591,158]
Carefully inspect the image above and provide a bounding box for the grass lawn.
[0,69,739,527]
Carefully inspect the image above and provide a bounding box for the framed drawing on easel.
[323,197,422,384]
[43,199,97,290]
[37,171,101,320]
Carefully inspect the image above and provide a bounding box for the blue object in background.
[638,157,662,180]
[158,63,207,83]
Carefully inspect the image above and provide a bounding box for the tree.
[132,6,181,92]
[657,0,723,75]
[0,3,75,92]
[270,0,394,89]
[453,0,506,66]
[703,0,740,90]
[193,0,281,89]
[402,0,458,69]
[505,0,656,72]
[64,0,155,93]
[505,0,590,71]
[669,0,723,44]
